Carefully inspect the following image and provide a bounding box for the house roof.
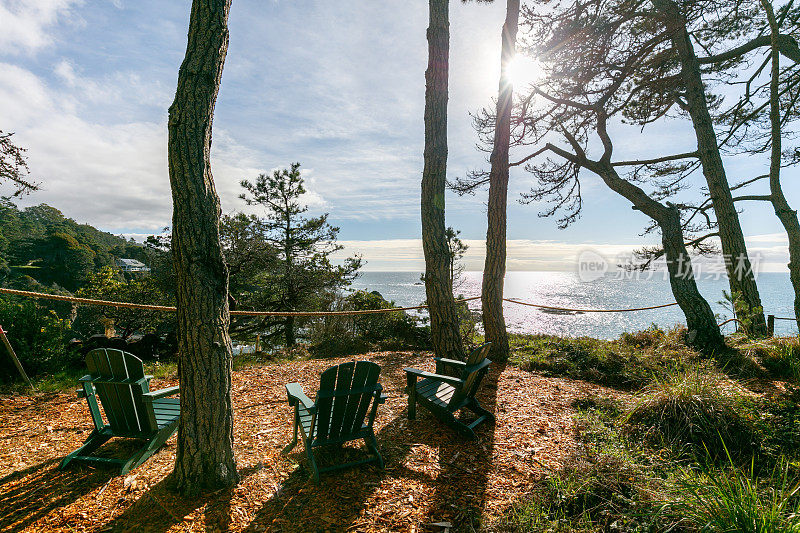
[117,258,147,267]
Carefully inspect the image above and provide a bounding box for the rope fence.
[0,288,793,333]
[0,286,685,316]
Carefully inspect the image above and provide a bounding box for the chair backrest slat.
[314,366,337,441]
[313,361,382,444]
[327,362,354,441]
[86,348,151,434]
[448,343,491,409]
[343,362,374,436]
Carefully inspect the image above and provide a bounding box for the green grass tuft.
[623,365,758,462]
[673,453,800,533]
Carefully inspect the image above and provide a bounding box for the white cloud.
[0,0,83,54]
[333,235,794,273]
[0,61,271,232]
[333,238,654,272]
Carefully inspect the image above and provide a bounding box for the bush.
[308,290,430,356]
[623,366,758,461]
[0,295,78,379]
[509,329,693,390]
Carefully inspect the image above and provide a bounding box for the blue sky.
[0,0,795,271]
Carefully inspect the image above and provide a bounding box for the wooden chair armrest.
[403,367,464,387]
[142,385,180,402]
[465,359,492,374]
[286,383,316,412]
[77,374,94,383]
[434,357,466,368]
[373,384,388,403]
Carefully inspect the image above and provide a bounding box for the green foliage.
[509,327,693,390]
[719,290,767,339]
[235,163,362,346]
[75,267,175,339]
[0,199,148,291]
[674,455,800,533]
[308,290,430,356]
[759,339,800,382]
[0,295,77,379]
[623,366,758,462]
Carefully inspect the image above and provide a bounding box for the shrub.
[0,295,78,379]
[309,290,430,356]
[509,330,693,390]
[623,366,758,461]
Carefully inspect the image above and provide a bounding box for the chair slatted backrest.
[313,361,381,444]
[86,348,151,435]
[448,343,491,409]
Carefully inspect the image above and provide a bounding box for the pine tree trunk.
[168,0,239,495]
[654,0,767,335]
[763,0,800,332]
[285,316,296,347]
[421,0,465,361]
[482,0,520,362]
[660,206,726,351]
[587,156,724,352]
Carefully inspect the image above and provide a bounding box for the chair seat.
[152,398,180,429]
[416,378,456,409]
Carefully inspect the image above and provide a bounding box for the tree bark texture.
[577,150,725,352]
[762,0,800,332]
[654,0,767,335]
[168,0,239,494]
[659,206,725,352]
[421,0,465,361]
[482,0,520,362]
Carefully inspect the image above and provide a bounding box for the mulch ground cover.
[0,351,623,532]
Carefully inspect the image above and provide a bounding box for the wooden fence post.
[0,325,34,390]
[768,314,775,337]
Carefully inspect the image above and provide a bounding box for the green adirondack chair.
[404,342,494,439]
[283,360,387,481]
[60,348,180,475]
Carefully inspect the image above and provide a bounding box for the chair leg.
[59,430,111,470]
[364,433,384,470]
[305,442,320,482]
[282,408,300,454]
[121,423,178,475]
[468,399,495,423]
[407,389,417,420]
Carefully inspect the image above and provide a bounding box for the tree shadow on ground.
[416,361,503,531]
[242,352,419,532]
[101,463,264,532]
[241,352,504,532]
[0,458,110,532]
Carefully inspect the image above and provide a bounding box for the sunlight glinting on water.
[351,271,798,339]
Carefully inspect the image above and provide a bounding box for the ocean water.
[349,271,799,339]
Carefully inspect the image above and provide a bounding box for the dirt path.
[0,351,622,532]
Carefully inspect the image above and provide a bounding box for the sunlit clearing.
[506,54,543,89]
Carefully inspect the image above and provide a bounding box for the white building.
[116,258,151,273]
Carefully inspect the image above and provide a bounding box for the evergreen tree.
[239,163,361,346]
